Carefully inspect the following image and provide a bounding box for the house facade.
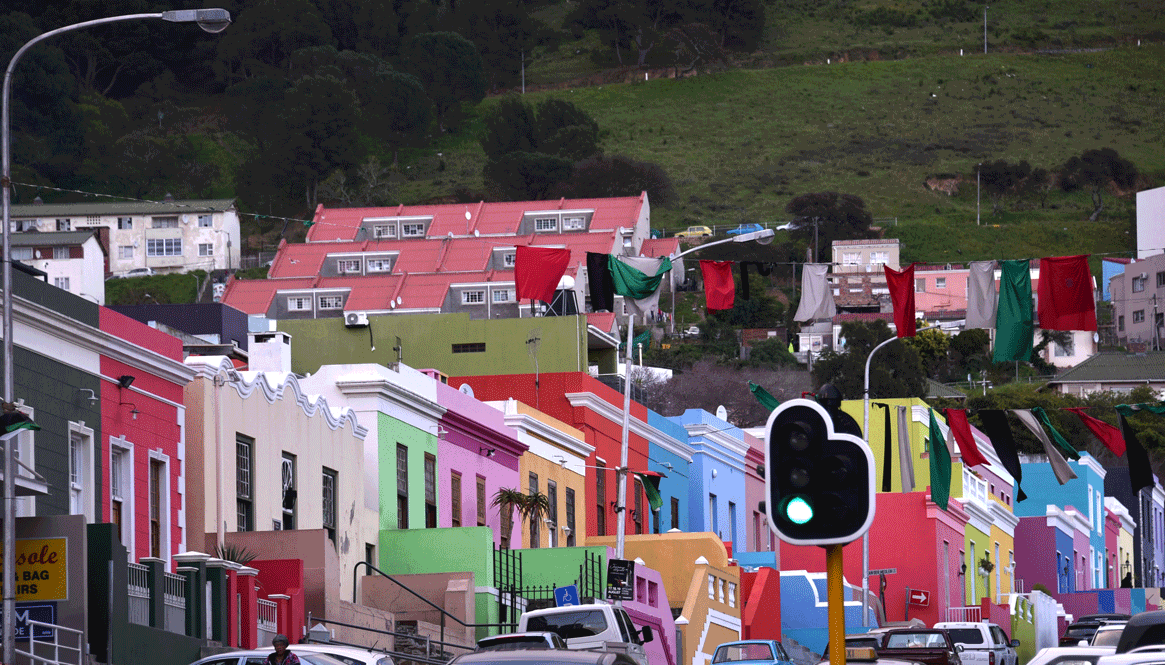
[10,197,240,276]
[1111,252,1165,349]
[11,230,107,303]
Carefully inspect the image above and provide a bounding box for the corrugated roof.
[640,237,679,257]
[10,230,97,246]
[306,194,645,242]
[926,379,966,399]
[10,199,235,216]
[221,276,318,315]
[1047,352,1165,384]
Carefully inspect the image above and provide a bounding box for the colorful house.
[646,410,693,534]
[1015,506,1089,595]
[670,409,749,548]
[1107,496,1137,587]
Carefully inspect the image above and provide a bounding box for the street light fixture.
[1,10,230,664]
[612,227,774,580]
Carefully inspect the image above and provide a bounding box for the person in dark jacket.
[267,635,300,665]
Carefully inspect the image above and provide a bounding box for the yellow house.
[590,532,740,665]
[491,399,592,549]
[1108,496,1137,586]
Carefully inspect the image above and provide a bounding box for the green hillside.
[410,44,1165,265]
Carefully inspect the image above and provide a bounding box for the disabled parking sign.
[554,584,579,607]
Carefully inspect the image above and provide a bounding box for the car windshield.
[526,610,608,639]
[713,644,774,662]
[946,629,986,645]
[886,634,945,649]
[477,637,553,651]
[1091,629,1123,646]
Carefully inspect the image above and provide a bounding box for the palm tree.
[523,490,551,546]
[492,487,526,549]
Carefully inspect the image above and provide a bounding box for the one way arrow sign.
[908,589,930,607]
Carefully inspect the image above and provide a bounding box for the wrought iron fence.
[258,598,278,647]
[127,562,150,626]
[163,572,187,634]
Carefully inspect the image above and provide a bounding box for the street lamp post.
[613,229,775,570]
[2,10,230,664]
[984,6,989,54]
[976,164,982,226]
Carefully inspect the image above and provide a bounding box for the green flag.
[993,259,1033,363]
[0,410,40,437]
[609,255,673,300]
[633,472,664,511]
[928,408,951,510]
[1032,406,1080,460]
[749,381,781,412]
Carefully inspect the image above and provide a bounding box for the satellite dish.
[465,209,472,221]
[473,230,480,237]
[716,405,728,421]
[459,383,475,397]
[447,231,454,238]
[1093,332,1100,343]
[396,296,402,306]
[557,275,575,290]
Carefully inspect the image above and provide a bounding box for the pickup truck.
[934,622,1019,665]
[517,603,653,665]
[877,629,964,665]
[712,639,795,665]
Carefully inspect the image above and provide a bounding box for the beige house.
[184,355,375,604]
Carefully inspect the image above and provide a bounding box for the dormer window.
[318,295,343,309]
[287,296,311,311]
[504,253,516,268]
[563,216,586,231]
[373,224,396,239]
[402,222,425,237]
[462,290,485,304]
[534,217,557,232]
[337,259,361,274]
[367,258,392,273]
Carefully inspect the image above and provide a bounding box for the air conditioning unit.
[344,311,369,327]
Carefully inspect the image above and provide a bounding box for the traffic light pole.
[826,544,847,665]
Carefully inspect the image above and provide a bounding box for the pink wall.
[437,436,519,542]
[914,267,970,316]
[99,308,187,564]
[1105,509,1120,588]
[1071,522,1090,591]
[1015,516,1059,594]
[744,435,767,554]
[621,554,677,665]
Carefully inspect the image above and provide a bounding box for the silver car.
[192,650,351,665]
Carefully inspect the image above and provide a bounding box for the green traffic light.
[784,496,814,524]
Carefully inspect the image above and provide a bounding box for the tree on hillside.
[785,192,874,262]
[401,31,486,131]
[214,0,335,83]
[312,0,400,58]
[566,0,686,66]
[903,324,951,378]
[441,0,541,89]
[651,360,813,426]
[979,159,1032,215]
[698,0,766,51]
[1060,148,1138,221]
[550,154,677,207]
[659,23,729,76]
[810,320,925,400]
[484,152,574,201]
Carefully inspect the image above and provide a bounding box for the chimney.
[247,331,293,372]
[164,193,174,202]
[33,196,43,205]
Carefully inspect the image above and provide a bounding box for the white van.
[933,622,1019,665]
[517,603,652,665]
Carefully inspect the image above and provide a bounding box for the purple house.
[1015,505,1090,595]
[428,372,527,545]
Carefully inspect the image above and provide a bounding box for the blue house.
[669,409,749,548]
[646,410,694,534]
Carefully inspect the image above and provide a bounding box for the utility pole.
[984,6,989,54]
[977,164,982,226]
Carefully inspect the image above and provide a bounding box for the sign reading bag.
[0,538,68,601]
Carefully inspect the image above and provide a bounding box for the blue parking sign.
[553,585,579,607]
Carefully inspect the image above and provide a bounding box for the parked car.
[1115,611,1165,653]
[821,645,928,665]
[108,267,156,279]
[448,650,640,665]
[517,603,652,665]
[1064,615,1133,647]
[1091,624,1127,648]
[726,223,765,236]
[262,644,395,665]
[1098,645,1165,665]
[877,629,964,665]
[819,634,888,661]
[476,632,568,652]
[775,223,800,231]
[675,226,712,238]
[712,639,795,665]
[684,326,701,337]
[192,650,350,665]
[1026,646,1116,665]
[934,621,1020,665]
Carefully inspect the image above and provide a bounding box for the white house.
[10,230,108,303]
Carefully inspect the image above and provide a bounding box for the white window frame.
[56,219,71,231]
[534,217,557,232]
[110,436,135,558]
[148,450,171,563]
[462,290,485,304]
[373,224,396,239]
[53,246,69,259]
[13,219,37,232]
[1133,276,1146,293]
[936,277,947,289]
[337,259,361,274]
[503,253,516,268]
[915,278,925,293]
[401,222,425,237]
[119,246,133,259]
[287,296,312,311]
[151,216,179,229]
[54,277,70,290]
[562,216,586,231]
[199,243,214,257]
[117,217,133,230]
[146,238,182,257]
[197,214,213,228]
[492,288,513,303]
[842,252,860,266]
[870,251,888,265]
[367,258,392,272]
[318,295,344,309]
[68,422,95,521]
[1134,310,1146,323]
[11,247,32,261]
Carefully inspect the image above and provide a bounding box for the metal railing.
[946,606,982,622]
[163,571,187,634]
[127,562,150,626]
[305,613,470,665]
[15,619,83,665]
[257,598,278,647]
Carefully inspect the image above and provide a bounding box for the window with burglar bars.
[566,488,577,546]
[236,436,254,531]
[149,459,163,558]
[397,444,409,529]
[596,463,606,536]
[671,497,680,530]
[477,476,487,526]
[634,478,644,534]
[548,481,558,547]
[529,472,540,548]
[282,453,296,530]
[451,472,462,528]
[322,468,337,541]
[425,454,437,528]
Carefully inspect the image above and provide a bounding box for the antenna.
[393,336,403,365]
[527,328,542,397]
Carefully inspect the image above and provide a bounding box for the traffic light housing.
[764,398,875,546]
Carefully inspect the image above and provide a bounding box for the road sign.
[908,589,931,607]
[554,584,579,607]
[868,568,897,576]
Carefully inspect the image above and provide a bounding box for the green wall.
[278,313,592,377]
[379,526,495,584]
[964,527,992,605]
[1011,595,1037,665]
[517,547,608,588]
[378,413,438,532]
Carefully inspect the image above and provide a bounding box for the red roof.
[640,237,679,258]
[587,312,618,334]
[306,194,647,242]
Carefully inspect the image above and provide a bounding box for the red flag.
[944,409,989,467]
[515,246,571,302]
[1037,255,1096,331]
[1065,408,1126,457]
[883,263,917,337]
[700,260,735,311]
